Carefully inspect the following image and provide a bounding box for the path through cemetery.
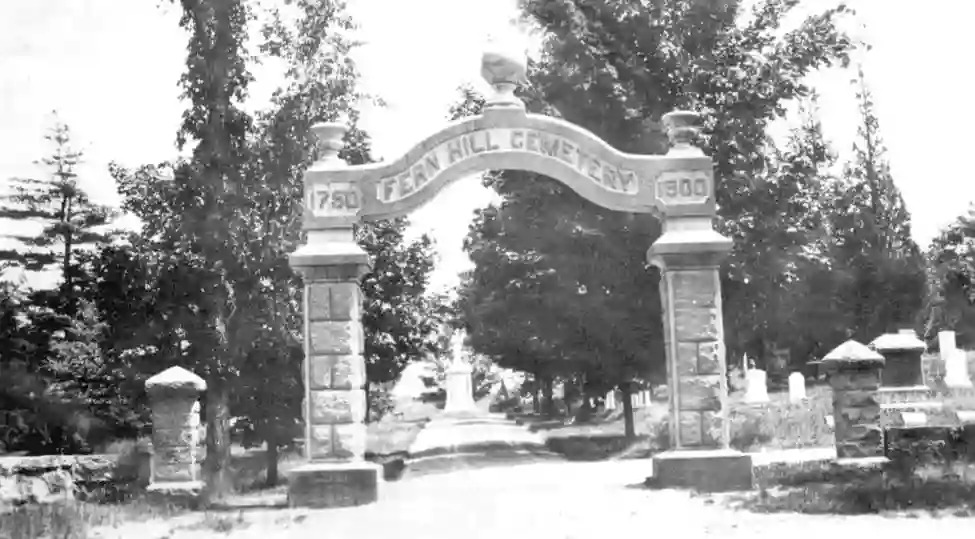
[99,458,973,539]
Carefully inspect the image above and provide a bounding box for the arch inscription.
[302,108,715,228]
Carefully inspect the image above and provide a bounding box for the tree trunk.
[265,428,279,488]
[542,377,554,418]
[364,381,372,424]
[204,384,233,503]
[621,384,636,439]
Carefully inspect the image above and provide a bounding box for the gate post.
[286,122,380,508]
[647,111,752,492]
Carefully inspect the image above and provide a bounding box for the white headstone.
[744,368,769,403]
[641,390,651,407]
[605,390,616,410]
[788,372,806,403]
[940,330,957,361]
[945,348,973,389]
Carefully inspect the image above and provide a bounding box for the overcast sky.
[2,0,973,292]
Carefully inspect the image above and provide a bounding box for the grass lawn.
[536,385,836,460]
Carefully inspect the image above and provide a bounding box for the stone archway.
[286,49,750,509]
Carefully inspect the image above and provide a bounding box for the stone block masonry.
[288,249,380,508]
[144,366,207,507]
[822,340,885,459]
[667,269,727,448]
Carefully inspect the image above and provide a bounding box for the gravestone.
[744,369,769,404]
[788,372,806,403]
[870,329,925,388]
[941,331,972,389]
[605,390,617,411]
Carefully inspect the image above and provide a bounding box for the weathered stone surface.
[150,400,201,430]
[674,307,719,342]
[332,423,368,459]
[651,449,752,492]
[309,354,366,390]
[833,389,879,409]
[308,423,367,460]
[697,341,721,374]
[829,371,881,391]
[676,342,698,375]
[146,480,204,508]
[836,405,880,426]
[701,410,722,447]
[308,282,361,321]
[309,425,334,459]
[0,453,149,508]
[678,411,702,446]
[822,339,884,364]
[152,426,199,448]
[309,320,361,355]
[670,270,716,306]
[145,366,206,398]
[150,460,200,482]
[678,375,722,411]
[287,462,380,509]
[309,389,366,424]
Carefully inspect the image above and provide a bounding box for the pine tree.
[827,66,926,341]
[0,120,115,310]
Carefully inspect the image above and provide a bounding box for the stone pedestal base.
[146,480,204,508]
[287,461,381,509]
[650,449,752,492]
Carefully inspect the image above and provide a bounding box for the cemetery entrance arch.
[285,51,752,508]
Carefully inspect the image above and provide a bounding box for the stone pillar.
[286,122,380,509]
[822,340,885,459]
[647,110,752,492]
[145,366,206,507]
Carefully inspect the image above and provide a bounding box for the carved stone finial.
[311,122,347,164]
[662,110,702,154]
[481,39,528,109]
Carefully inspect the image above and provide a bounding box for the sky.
[1,0,973,292]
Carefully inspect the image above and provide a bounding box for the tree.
[458,0,857,436]
[825,67,926,342]
[0,120,115,312]
[924,208,975,347]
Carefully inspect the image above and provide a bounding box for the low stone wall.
[0,452,150,508]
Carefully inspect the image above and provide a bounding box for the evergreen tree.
[827,66,926,341]
[0,120,115,311]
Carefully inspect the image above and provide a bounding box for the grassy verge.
[2,400,440,539]
[724,458,975,515]
[534,385,835,461]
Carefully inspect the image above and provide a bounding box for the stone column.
[145,366,206,507]
[286,122,380,509]
[822,340,885,459]
[647,110,752,492]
